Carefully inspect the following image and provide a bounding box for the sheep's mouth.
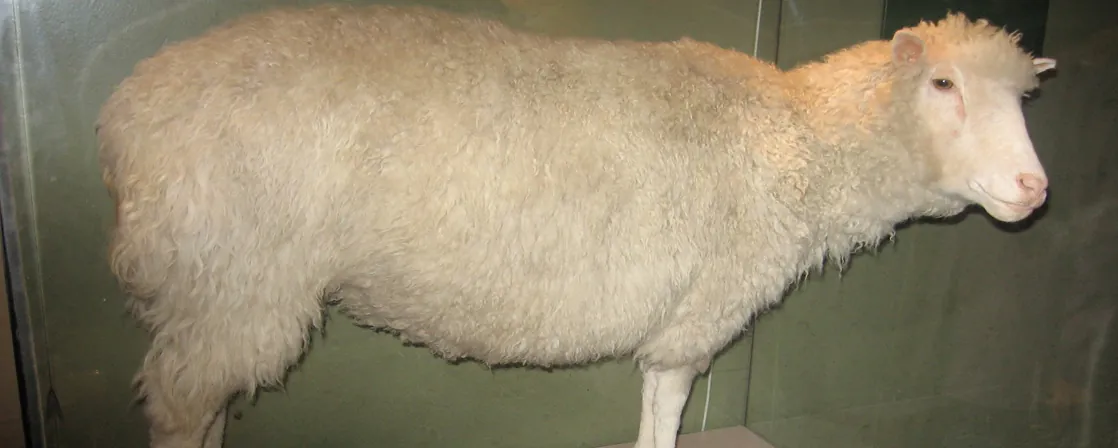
[968,180,1046,221]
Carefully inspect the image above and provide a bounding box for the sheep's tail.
[102,172,175,304]
[97,127,178,311]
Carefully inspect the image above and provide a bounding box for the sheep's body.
[97,4,1054,448]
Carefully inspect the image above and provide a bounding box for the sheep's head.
[893,14,1056,223]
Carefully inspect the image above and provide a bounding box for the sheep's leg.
[202,408,226,448]
[139,345,235,448]
[635,369,658,447]
[136,286,319,448]
[634,365,699,448]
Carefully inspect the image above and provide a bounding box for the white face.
[893,31,1057,223]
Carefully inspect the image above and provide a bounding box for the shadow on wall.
[1035,28,1118,444]
[941,24,1118,447]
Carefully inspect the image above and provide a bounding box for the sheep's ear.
[891,30,926,65]
[1033,57,1057,74]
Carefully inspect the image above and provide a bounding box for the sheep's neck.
[779,53,949,258]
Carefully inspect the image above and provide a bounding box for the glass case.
[0,0,1112,446]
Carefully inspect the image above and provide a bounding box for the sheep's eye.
[932,78,955,90]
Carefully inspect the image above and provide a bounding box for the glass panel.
[0,1,778,446]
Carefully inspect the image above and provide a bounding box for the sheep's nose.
[1017,173,1048,197]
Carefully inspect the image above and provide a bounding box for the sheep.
[95,4,1057,448]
